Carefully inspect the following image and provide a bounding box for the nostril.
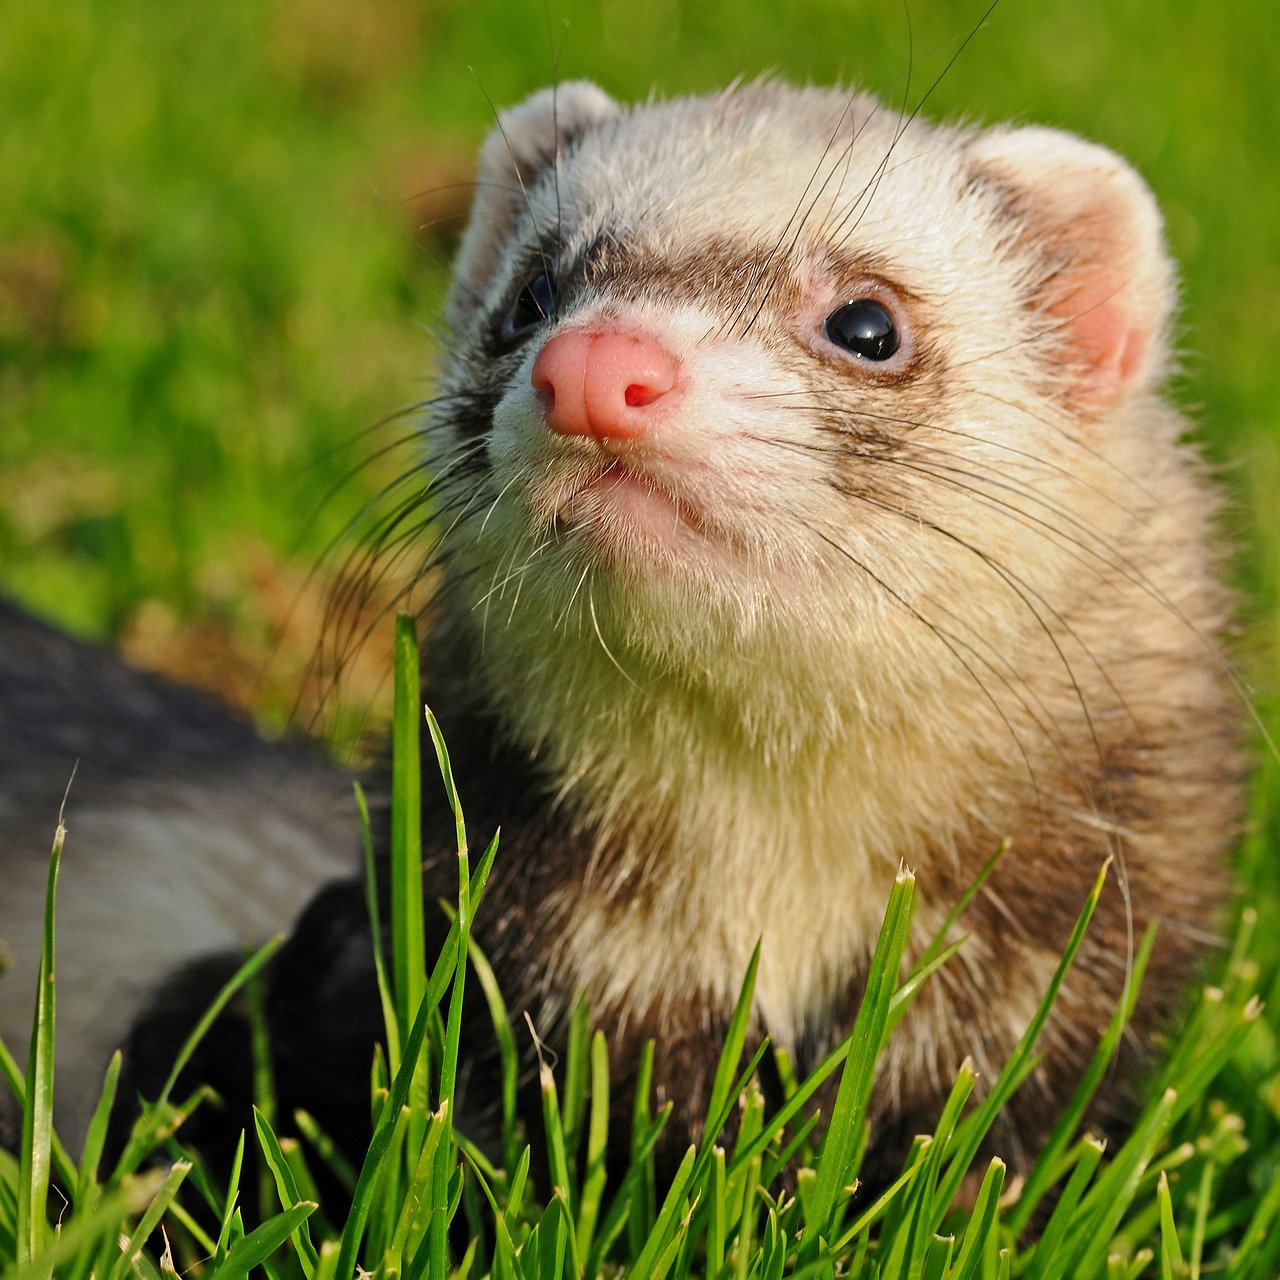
[625,380,667,408]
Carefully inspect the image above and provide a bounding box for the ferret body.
[0,601,356,1148]
[2,81,1246,1178]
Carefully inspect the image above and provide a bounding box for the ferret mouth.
[551,459,714,552]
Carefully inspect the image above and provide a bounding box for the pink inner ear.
[1043,199,1151,408]
[1050,287,1148,404]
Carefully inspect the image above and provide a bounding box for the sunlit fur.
[415,81,1241,1150]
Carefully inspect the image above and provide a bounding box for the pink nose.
[531,327,680,440]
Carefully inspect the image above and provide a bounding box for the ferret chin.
[108,78,1245,1184]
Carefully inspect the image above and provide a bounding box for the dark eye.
[824,299,900,361]
[502,271,558,343]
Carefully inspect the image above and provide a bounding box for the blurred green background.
[1,0,1276,865]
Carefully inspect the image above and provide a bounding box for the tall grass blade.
[107,1160,191,1280]
[16,819,63,1270]
[1007,923,1156,1237]
[887,841,1007,1039]
[391,614,429,1167]
[254,1107,319,1276]
[801,869,915,1257]
[386,1102,447,1278]
[575,1030,610,1262]
[947,1158,1004,1280]
[391,612,426,1041]
[1025,1135,1106,1280]
[209,1200,318,1280]
[76,1049,122,1202]
[461,924,520,1179]
[357,781,402,1068]
[932,858,1111,1219]
[628,1145,696,1280]
[424,703,474,1280]
[0,1036,75,1196]
[705,944,760,1135]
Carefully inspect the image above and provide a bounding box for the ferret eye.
[502,272,558,343]
[824,299,900,361]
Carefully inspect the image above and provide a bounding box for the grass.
[2,622,1279,1279]
[1,0,1278,1275]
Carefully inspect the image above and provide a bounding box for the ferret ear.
[450,82,621,322]
[969,126,1176,410]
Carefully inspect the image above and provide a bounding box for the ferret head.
[428,80,1183,764]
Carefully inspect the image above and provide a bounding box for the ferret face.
[429,80,1179,752]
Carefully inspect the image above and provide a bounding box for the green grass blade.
[628,1145,696,1280]
[886,841,1008,1040]
[391,615,430,1174]
[932,858,1110,1218]
[294,1109,359,1196]
[1025,1135,1106,1280]
[540,1054,574,1206]
[705,943,761,1134]
[1223,1162,1280,1280]
[422,832,500,1017]
[209,1200,318,1280]
[562,994,592,1167]
[424,703,473,1280]
[111,937,284,1181]
[833,1146,927,1252]
[707,1146,727,1280]
[386,1102,447,1277]
[733,1147,762,1280]
[588,1105,672,1276]
[692,1038,772,1188]
[334,974,443,1277]
[459,1148,523,1280]
[947,1158,1005,1280]
[628,1041,658,1260]
[166,1196,219,1257]
[76,1049,122,1201]
[0,1036,76,1197]
[575,1029,611,1262]
[212,1130,246,1268]
[894,1060,977,1276]
[1158,1171,1183,1280]
[254,1107,319,1277]
[802,868,916,1256]
[1060,1087,1178,1278]
[1007,923,1157,1238]
[461,919,521,1180]
[725,1030,853,1182]
[159,938,284,1113]
[357,781,402,1070]
[391,612,426,1043]
[1189,1159,1214,1280]
[107,1160,191,1280]
[887,937,967,1027]
[16,819,63,1269]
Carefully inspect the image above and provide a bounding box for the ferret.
[3,80,1247,1183]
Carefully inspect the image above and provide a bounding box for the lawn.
[1,0,1278,1274]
